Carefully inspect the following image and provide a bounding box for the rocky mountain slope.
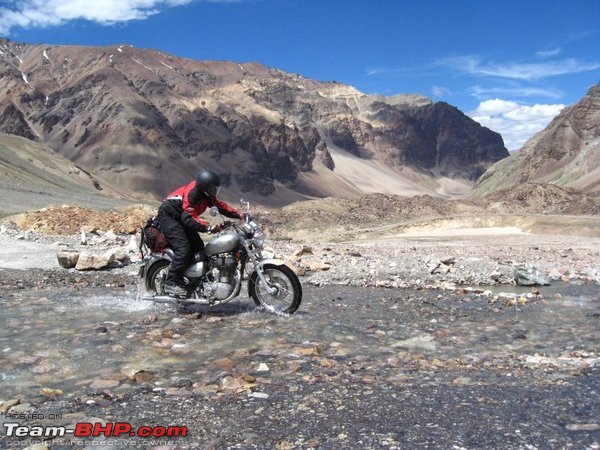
[0,39,508,204]
[0,133,138,215]
[473,83,600,196]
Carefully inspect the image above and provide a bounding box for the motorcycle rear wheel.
[249,264,302,315]
[145,260,171,295]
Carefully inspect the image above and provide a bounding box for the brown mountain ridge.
[472,83,600,196]
[0,38,508,204]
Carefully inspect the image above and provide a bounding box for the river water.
[1,282,599,401]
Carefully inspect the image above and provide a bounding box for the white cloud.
[536,48,561,59]
[469,84,564,100]
[0,0,196,34]
[432,85,451,98]
[437,55,599,81]
[469,98,565,151]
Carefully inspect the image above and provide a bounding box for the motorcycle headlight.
[240,223,254,238]
[253,228,265,248]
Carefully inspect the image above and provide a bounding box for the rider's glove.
[208,224,223,234]
[208,221,232,233]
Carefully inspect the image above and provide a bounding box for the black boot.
[164,282,186,296]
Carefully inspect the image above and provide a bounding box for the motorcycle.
[138,202,302,315]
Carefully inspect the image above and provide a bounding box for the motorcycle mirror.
[209,206,219,217]
[240,198,250,212]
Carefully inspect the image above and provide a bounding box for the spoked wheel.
[145,260,171,295]
[249,264,302,315]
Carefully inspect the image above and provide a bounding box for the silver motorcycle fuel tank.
[204,233,241,257]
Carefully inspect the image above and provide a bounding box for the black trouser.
[156,213,204,286]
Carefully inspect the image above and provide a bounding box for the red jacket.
[161,181,242,232]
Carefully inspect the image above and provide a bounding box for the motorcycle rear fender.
[139,250,174,278]
[247,258,286,296]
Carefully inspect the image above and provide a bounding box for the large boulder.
[74,250,116,270]
[56,251,80,269]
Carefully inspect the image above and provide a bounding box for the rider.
[156,170,244,295]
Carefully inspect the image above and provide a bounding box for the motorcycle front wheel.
[249,264,302,315]
[145,260,170,295]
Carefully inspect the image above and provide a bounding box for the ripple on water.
[1,283,599,399]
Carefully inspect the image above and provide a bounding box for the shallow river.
[1,281,599,401]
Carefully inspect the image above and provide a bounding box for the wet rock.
[391,334,437,351]
[249,391,269,399]
[514,266,550,286]
[256,363,270,372]
[8,403,33,412]
[222,375,256,392]
[0,398,20,412]
[89,379,120,389]
[214,357,237,371]
[565,423,600,431]
[40,388,64,397]
[131,371,155,383]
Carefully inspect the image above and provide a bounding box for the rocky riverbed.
[1,221,600,449]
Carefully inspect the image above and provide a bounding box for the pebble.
[565,423,600,431]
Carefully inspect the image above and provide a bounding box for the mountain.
[0,133,136,215]
[473,83,600,196]
[0,39,508,205]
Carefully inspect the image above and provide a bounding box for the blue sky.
[1,0,599,150]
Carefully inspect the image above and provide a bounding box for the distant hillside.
[0,39,508,205]
[472,83,600,196]
[0,133,138,215]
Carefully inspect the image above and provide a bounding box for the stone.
[75,250,116,270]
[57,251,80,269]
[131,371,154,383]
[0,398,20,413]
[392,334,437,351]
[89,379,120,389]
[104,230,118,241]
[40,388,64,397]
[214,357,237,371]
[249,392,269,399]
[256,363,270,372]
[565,423,600,432]
[127,235,139,253]
[292,245,313,258]
[307,261,331,271]
[23,444,50,450]
[440,256,456,265]
[490,271,502,281]
[284,261,305,276]
[514,266,550,286]
[115,249,131,265]
[8,403,33,412]
[222,376,256,392]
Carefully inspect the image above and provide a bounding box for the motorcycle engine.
[203,255,237,300]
